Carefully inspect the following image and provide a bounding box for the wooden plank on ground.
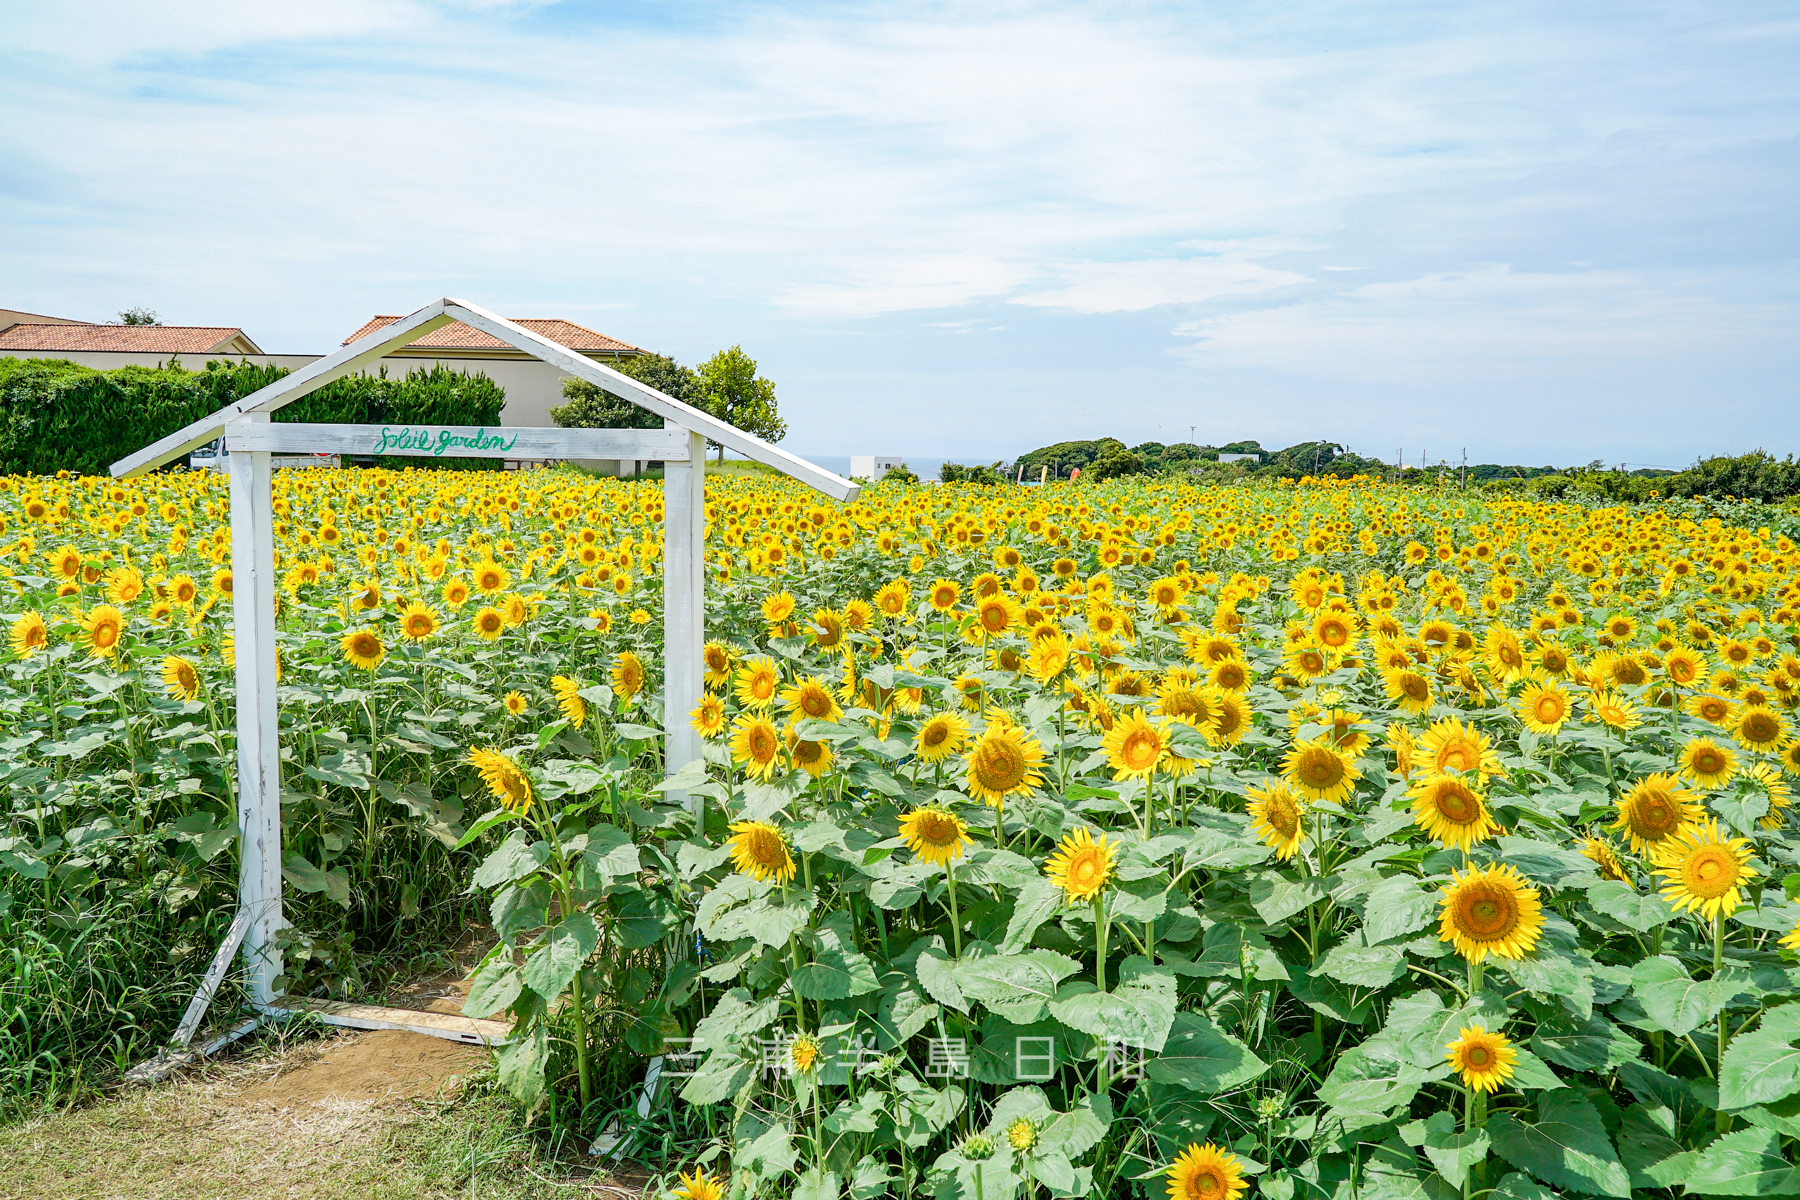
[273,999,511,1046]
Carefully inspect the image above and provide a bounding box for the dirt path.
[2,1017,648,1199]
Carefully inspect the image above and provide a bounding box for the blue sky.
[4,0,1796,467]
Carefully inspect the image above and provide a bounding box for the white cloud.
[1174,266,1788,382]
[1013,256,1308,313]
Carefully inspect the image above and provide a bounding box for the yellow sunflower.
[1437,863,1544,962]
[552,675,587,729]
[80,605,125,660]
[899,806,974,867]
[398,600,439,642]
[1281,739,1361,804]
[1678,737,1737,789]
[161,654,201,702]
[702,641,733,689]
[1382,666,1434,716]
[467,748,533,815]
[1419,717,1503,779]
[1734,705,1787,752]
[472,606,506,640]
[1651,819,1755,920]
[1611,773,1702,853]
[1164,1142,1247,1200]
[612,651,646,704]
[781,675,843,724]
[1445,1025,1517,1094]
[690,693,727,739]
[1409,773,1500,852]
[1102,709,1168,780]
[671,1168,724,1200]
[1581,836,1632,884]
[340,627,384,671]
[733,657,780,710]
[1044,827,1116,902]
[916,712,969,763]
[727,819,794,883]
[964,723,1047,806]
[1516,682,1572,736]
[10,611,48,659]
[503,690,530,716]
[731,714,784,782]
[784,724,834,778]
[1247,781,1308,860]
[1586,689,1641,731]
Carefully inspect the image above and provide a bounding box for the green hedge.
[0,359,507,476]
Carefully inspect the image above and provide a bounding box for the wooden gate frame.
[111,297,857,1046]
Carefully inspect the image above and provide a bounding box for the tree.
[696,346,784,462]
[549,354,701,430]
[115,307,159,326]
[1089,442,1145,480]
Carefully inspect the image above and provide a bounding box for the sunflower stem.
[946,869,964,959]
[1714,909,1731,1134]
[1093,892,1109,993]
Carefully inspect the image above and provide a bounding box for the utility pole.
[1461,448,1467,488]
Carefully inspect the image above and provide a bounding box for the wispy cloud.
[2,1,1795,461]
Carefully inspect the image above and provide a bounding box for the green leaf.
[519,912,599,1000]
[1619,1104,1692,1190]
[453,805,522,849]
[496,1025,547,1109]
[463,956,523,1019]
[740,892,815,948]
[280,852,329,894]
[877,975,940,1045]
[1144,1011,1268,1094]
[469,830,548,890]
[1490,1173,1559,1200]
[613,721,662,741]
[1683,1127,1800,1196]
[1361,873,1437,943]
[1719,1003,1800,1111]
[1250,873,1330,926]
[1047,957,1178,1052]
[1488,1091,1631,1197]
[680,1049,752,1105]
[1584,879,1674,930]
[1316,940,1407,989]
[578,823,642,880]
[792,911,881,1000]
[741,1122,798,1180]
[1531,1012,1643,1072]
[1002,875,1064,953]
[1400,1111,1488,1191]
[915,944,967,1012]
[953,950,1082,1024]
[1632,955,1746,1038]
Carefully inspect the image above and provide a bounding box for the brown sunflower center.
[1457,886,1518,938]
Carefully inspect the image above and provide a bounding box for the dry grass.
[0,1028,647,1200]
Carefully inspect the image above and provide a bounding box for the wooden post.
[228,415,285,1005]
[662,427,708,818]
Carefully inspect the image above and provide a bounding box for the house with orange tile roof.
[0,307,650,449]
[0,321,263,355]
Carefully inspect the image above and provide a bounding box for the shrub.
[0,359,505,476]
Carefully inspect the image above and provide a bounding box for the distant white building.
[1217,452,1260,464]
[851,455,908,480]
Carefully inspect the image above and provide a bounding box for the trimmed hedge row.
[0,358,507,476]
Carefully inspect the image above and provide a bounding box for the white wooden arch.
[112,297,857,1053]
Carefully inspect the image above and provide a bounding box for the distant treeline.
[947,437,1800,504]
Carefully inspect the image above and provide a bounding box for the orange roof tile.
[0,323,260,354]
[343,316,643,355]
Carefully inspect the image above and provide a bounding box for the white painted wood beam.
[443,299,860,502]
[224,421,689,461]
[109,301,457,478]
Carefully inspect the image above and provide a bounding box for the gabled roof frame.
[111,296,858,502]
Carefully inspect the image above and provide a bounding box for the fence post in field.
[227,413,285,1004]
[663,427,708,817]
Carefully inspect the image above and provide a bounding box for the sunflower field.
[4,466,1800,1200]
